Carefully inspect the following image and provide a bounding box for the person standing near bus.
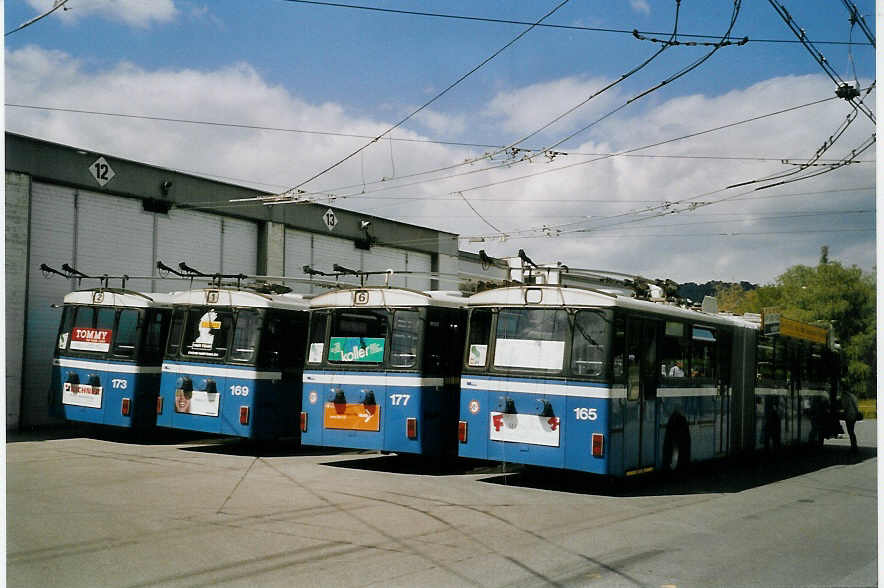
[841,390,860,453]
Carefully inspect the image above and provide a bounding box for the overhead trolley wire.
[280,0,571,194]
[284,0,872,46]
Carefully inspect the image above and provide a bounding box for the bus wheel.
[663,420,691,474]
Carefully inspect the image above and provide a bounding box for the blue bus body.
[49,289,171,429]
[300,288,465,457]
[457,282,838,478]
[156,288,309,440]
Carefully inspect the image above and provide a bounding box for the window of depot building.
[180,307,234,360]
[660,321,689,380]
[465,309,493,368]
[691,326,716,381]
[493,308,569,371]
[570,310,610,379]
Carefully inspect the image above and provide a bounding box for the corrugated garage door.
[406,251,432,291]
[78,190,155,280]
[362,245,407,288]
[311,233,360,291]
[155,208,223,293]
[284,228,313,295]
[220,216,258,276]
[24,183,78,426]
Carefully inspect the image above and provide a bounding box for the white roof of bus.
[164,288,309,310]
[467,286,758,330]
[310,287,465,309]
[63,289,173,308]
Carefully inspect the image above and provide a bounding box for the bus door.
[717,330,733,455]
[624,318,659,473]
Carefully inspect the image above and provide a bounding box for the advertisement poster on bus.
[493,339,565,370]
[175,389,220,416]
[327,337,385,362]
[62,382,103,408]
[323,402,381,431]
[489,411,560,447]
[185,310,225,358]
[68,328,112,353]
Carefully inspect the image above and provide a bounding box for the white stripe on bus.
[657,387,719,398]
[54,358,161,374]
[462,377,626,399]
[162,364,282,380]
[302,373,444,387]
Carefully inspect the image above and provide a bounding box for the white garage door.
[284,228,313,295]
[362,245,407,288]
[406,251,432,291]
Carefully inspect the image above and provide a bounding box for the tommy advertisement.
[68,328,112,353]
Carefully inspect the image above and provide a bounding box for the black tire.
[663,420,691,475]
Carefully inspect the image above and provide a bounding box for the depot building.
[5,132,487,430]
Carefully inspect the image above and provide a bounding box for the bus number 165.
[573,407,598,421]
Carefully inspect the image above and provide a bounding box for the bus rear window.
[390,310,420,368]
[328,310,389,364]
[571,310,610,378]
[69,307,115,353]
[494,308,568,371]
[182,307,233,359]
[230,309,260,363]
[112,309,139,358]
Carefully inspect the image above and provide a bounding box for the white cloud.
[411,109,467,137]
[630,0,651,16]
[483,76,623,139]
[5,47,875,285]
[25,0,178,28]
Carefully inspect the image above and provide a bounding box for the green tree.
[772,260,876,397]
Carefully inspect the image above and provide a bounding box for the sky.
[4,0,877,285]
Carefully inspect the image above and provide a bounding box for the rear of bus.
[50,291,170,429]
[456,290,615,474]
[157,290,308,439]
[300,289,464,456]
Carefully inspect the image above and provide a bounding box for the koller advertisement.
[327,337,385,362]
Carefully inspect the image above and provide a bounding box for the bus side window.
[466,309,492,368]
[691,326,716,382]
[612,317,625,384]
[112,309,139,358]
[660,321,688,380]
[165,309,186,357]
[142,310,169,364]
[307,312,327,364]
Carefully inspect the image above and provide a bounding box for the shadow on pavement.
[478,442,876,496]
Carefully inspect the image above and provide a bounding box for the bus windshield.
[493,308,569,371]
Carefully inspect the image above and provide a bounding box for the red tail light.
[592,433,604,457]
[121,398,131,417]
[300,411,308,433]
[458,420,468,443]
[156,396,163,415]
[240,406,250,425]
[406,417,418,439]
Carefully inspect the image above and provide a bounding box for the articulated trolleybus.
[457,257,837,478]
[300,286,466,457]
[50,284,172,430]
[157,285,309,439]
